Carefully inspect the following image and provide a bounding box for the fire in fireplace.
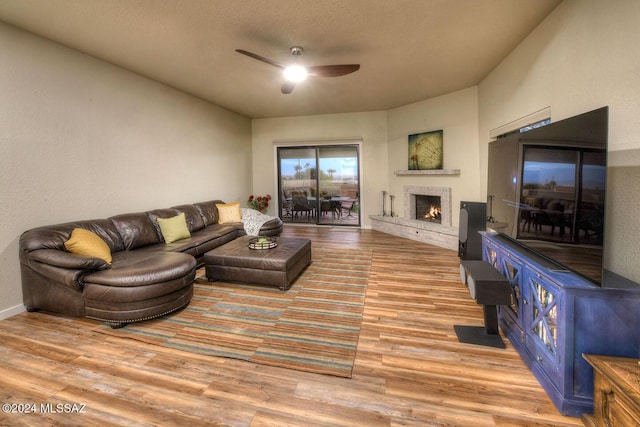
[415,195,442,223]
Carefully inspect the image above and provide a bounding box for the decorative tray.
[248,237,278,250]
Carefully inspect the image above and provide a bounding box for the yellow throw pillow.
[157,213,191,244]
[216,202,242,224]
[64,228,112,264]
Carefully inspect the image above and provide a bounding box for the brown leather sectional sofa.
[19,200,283,328]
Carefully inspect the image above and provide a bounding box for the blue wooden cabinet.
[481,232,640,417]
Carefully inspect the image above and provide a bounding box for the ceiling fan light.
[284,65,308,82]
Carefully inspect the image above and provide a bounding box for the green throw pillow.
[157,213,191,244]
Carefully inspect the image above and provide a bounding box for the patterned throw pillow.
[64,228,112,264]
[216,202,242,224]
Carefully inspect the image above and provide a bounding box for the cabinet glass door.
[530,275,558,354]
[485,246,498,268]
[502,257,522,316]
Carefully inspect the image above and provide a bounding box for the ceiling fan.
[235,46,360,94]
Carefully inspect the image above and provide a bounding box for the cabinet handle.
[602,390,613,421]
[537,356,543,363]
[523,299,528,305]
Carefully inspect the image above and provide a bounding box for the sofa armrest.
[27,249,111,271]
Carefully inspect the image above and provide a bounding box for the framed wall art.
[408,130,443,170]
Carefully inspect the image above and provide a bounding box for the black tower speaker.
[458,201,486,260]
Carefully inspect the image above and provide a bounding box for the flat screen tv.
[487,107,608,285]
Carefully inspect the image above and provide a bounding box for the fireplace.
[370,185,457,251]
[404,185,452,226]
[415,195,441,223]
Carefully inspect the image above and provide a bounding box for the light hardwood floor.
[0,227,583,426]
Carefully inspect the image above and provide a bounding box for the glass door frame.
[275,140,362,227]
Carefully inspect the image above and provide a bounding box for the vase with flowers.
[247,194,272,213]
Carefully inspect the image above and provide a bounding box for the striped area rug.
[97,246,372,378]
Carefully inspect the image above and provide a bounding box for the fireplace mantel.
[394,169,460,176]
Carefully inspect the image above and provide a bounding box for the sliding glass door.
[278,147,317,223]
[278,145,360,226]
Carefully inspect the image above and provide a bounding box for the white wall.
[0,23,252,316]
[252,88,481,230]
[387,87,480,225]
[251,112,389,227]
[478,0,640,282]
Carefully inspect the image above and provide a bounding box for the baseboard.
[0,304,26,321]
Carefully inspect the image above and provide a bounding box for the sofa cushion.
[157,213,191,244]
[143,221,235,246]
[83,251,196,291]
[194,200,224,226]
[189,224,238,256]
[20,220,125,253]
[146,208,180,240]
[109,212,161,250]
[172,204,206,232]
[28,248,111,271]
[132,223,239,260]
[64,228,112,264]
[216,202,242,224]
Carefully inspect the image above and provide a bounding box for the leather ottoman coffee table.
[203,236,311,290]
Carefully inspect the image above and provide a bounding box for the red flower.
[247,194,271,213]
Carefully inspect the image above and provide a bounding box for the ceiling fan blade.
[281,81,296,94]
[235,49,285,70]
[307,64,360,77]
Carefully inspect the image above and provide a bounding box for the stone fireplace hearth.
[370,185,458,251]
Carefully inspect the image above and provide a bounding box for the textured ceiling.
[0,0,561,118]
